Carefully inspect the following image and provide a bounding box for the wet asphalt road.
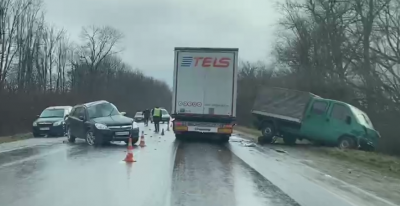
[0,123,392,206]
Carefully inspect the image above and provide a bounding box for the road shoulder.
[234,127,400,205]
[0,133,32,144]
[0,135,65,153]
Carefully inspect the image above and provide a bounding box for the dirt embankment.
[235,126,400,205]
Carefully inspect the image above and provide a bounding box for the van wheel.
[338,136,356,149]
[259,122,275,144]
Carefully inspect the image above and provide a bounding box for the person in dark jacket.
[142,109,150,126]
[150,108,154,123]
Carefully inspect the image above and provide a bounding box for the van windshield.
[350,106,374,129]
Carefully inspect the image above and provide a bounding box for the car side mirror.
[345,116,351,124]
[36,115,40,117]
[120,112,126,116]
[78,115,85,120]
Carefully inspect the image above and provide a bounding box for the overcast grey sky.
[43,0,281,86]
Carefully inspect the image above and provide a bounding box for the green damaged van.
[252,87,380,150]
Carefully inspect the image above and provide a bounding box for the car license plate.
[40,127,50,130]
[115,131,129,136]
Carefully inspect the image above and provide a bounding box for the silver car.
[134,111,144,122]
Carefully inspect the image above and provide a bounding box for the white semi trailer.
[171,47,238,142]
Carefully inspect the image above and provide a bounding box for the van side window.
[311,101,328,115]
[331,104,349,121]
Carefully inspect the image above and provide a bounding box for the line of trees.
[0,0,171,135]
[1,0,399,155]
[236,0,400,155]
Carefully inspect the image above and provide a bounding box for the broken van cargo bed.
[251,87,320,123]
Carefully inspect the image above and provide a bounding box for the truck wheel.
[220,135,230,142]
[283,136,296,145]
[175,134,184,141]
[338,136,356,149]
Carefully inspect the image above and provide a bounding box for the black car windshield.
[88,103,120,119]
[40,109,64,118]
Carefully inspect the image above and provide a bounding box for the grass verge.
[235,126,400,177]
[323,148,400,176]
[0,133,32,144]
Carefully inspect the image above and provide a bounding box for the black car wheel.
[86,130,96,146]
[67,127,76,143]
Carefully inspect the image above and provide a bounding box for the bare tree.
[0,0,33,92]
[79,25,123,72]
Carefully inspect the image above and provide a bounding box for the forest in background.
[1,0,400,155]
[0,0,171,135]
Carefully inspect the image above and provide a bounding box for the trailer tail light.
[174,121,187,131]
[175,126,188,131]
[218,128,232,134]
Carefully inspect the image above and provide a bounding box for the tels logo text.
[181,56,231,68]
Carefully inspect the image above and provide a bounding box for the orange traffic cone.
[161,128,164,136]
[124,137,136,162]
[139,131,146,147]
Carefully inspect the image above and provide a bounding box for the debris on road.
[275,149,287,154]
[243,142,256,147]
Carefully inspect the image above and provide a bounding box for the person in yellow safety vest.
[152,107,162,133]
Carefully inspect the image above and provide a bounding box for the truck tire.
[175,134,184,141]
[338,135,356,149]
[259,122,275,144]
[220,135,230,142]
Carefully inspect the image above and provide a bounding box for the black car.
[32,106,72,137]
[65,100,139,146]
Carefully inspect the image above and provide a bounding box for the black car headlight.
[94,123,108,130]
